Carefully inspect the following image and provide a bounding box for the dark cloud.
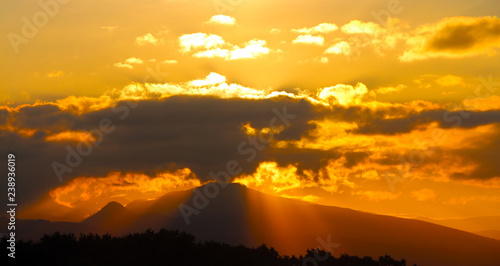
[0,108,9,125]
[449,125,500,180]
[12,104,77,130]
[426,16,500,52]
[3,96,500,210]
[1,96,334,207]
[353,109,500,135]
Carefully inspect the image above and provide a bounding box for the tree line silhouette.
[3,229,409,265]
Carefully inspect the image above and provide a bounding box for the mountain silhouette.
[9,183,500,266]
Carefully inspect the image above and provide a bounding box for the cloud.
[324,41,351,55]
[45,130,96,143]
[292,23,338,34]
[124,57,144,64]
[411,189,436,201]
[50,169,200,209]
[462,95,500,111]
[435,74,465,87]
[2,93,322,208]
[400,16,500,61]
[353,109,500,135]
[113,57,143,69]
[179,33,226,53]
[162,59,178,64]
[229,39,271,59]
[205,15,236,25]
[101,26,118,32]
[47,71,64,78]
[136,33,160,46]
[341,20,385,35]
[189,72,226,86]
[113,62,133,69]
[292,35,324,45]
[192,39,271,60]
[375,85,406,94]
[317,83,369,105]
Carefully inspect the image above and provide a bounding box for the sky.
[1,0,500,222]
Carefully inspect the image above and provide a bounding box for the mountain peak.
[83,201,131,227]
[101,201,125,211]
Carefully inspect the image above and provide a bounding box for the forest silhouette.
[3,229,408,265]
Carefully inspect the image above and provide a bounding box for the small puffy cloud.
[318,83,368,105]
[292,23,338,34]
[341,20,385,35]
[205,14,236,25]
[270,28,282,34]
[192,39,270,60]
[179,33,225,53]
[113,57,143,69]
[435,74,465,87]
[324,41,351,55]
[136,33,160,46]
[411,189,437,201]
[315,57,329,64]
[230,40,270,59]
[376,84,406,94]
[162,59,178,64]
[124,57,144,64]
[189,72,226,86]
[400,16,500,61]
[113,62,133,69]
[292,35,324,45]
[47,71,63,78]
[101,26,118,32]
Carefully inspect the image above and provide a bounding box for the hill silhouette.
[6,183,500,265]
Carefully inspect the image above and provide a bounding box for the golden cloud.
[317,83,369,105]
[136,33,161,46]
[205,14,236,25]
[292,35,325,45]
[401,16,500,61]
[45,130,96,143]
[324,41,351,55]
[462,95,500,111]
[341,20,385,35]
[192,39,271,60]
[435,74,465,87]
[179,33,226,53]
[292,23,338,34]
[49,169,200,209]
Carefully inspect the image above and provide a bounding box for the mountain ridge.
[8,183,500,266]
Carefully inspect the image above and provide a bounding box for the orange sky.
[1,0,500,222]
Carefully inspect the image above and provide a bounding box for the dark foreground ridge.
[2,229,408,266]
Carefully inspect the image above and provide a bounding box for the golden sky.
[1,0,500,222]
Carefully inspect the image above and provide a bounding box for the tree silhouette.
[2,229,408,266]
